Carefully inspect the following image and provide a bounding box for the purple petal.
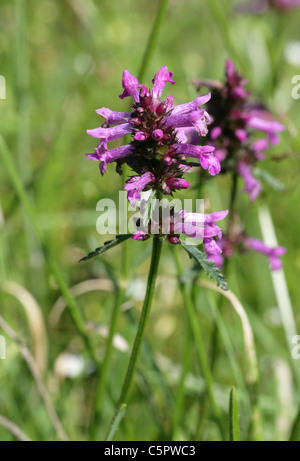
[86,152,101,161]
[172,93,211,116]
[86,123,132,141]
[96,107,131,125]
[206,252,224,268]
[238,162,262,201]
[98,145,134,176]
[124,172,155,205]
[204,238,223,255]
[235,128,248,142]
[247,116,285,134]
[119,70,140,103]
[152,66,175,99]
[174,144,215,159]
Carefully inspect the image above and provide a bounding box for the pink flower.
[237,162,262,201]
[245,237,286,270]
[87,67,219,204]
[124,172,155,206]
[193,59,284,201]
[206,229,286,271]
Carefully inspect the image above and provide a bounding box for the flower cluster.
[86,67,227,252]
[133,202,228,254]
[193,59,284,201]
[207,224,286,271]
[86,66,220,205]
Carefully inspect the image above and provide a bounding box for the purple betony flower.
[86,66,228,252]
[86,66,220,201]
[192,59,285,201]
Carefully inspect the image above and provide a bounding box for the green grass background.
[0,0,299,441]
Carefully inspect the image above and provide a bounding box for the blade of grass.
[198,280,262,441]
[206,0,248,75]
[258,205,300,386]
[137,0,170,82]
[0,135,97,365]
[90,284,124,440]
[105,403,127,442]
[0,415,31,442]
[173,247,226,440]
[170,321,193,440]
[229,387,240,441]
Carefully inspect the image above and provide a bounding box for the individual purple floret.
[192,59,284,201]
[206,221,286,271]
[87,66,220,203]
[245,237,286,270]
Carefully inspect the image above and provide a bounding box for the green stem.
[106,235,163,439]
[173,247,226,440]
[137,0,170,82]
[0,136,97,364]
[91,285,124,440]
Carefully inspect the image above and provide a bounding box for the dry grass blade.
[0,415,31,442]
[0,315,69,441]
[49,278,113,328]
[1,281,48,374]
[198,280,259,385]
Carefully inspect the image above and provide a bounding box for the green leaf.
[253,167,285,191]
[229,387,240,442]
[180,242,228,291]
[80,234,132,262]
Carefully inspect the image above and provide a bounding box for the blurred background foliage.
[0,0,299,441]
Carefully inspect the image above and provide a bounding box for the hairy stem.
[106,235,163,439]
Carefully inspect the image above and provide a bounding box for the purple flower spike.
[86,67,220,215]
[193,59,284,201]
